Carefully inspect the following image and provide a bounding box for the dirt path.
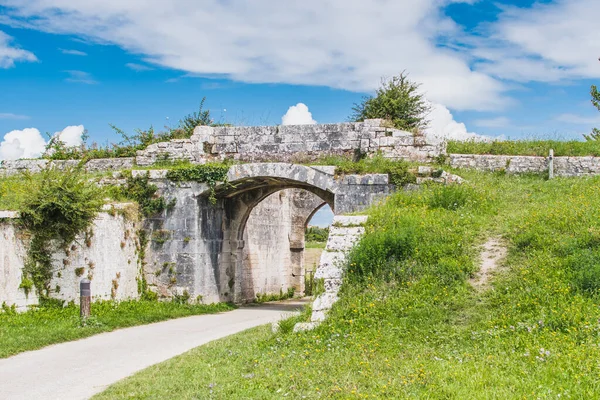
[470,237,507,289]
[0,299,309,400]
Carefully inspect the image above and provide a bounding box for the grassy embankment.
[96,169,600,399]
[448,139,600,156]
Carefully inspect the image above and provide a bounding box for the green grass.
[448,138,600,156]
[305,241,326,249]
[309,154,418,186]
[0,300,234,358]
[96,170,600,399]
[0,175,35,210]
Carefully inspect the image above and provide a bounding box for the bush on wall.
[18,165,104,300]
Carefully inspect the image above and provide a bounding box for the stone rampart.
[136,119,443,165]
[0,205,140,311]
[0,158,135,177]
[449,154,600,177]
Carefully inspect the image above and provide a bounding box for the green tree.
[350,72,430,132]
[584,85,600,141]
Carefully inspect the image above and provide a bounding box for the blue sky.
[0,0,599,150]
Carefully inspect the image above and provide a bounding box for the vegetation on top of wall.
[350,72,430,132]
[18,166,104,300]
[447,139,600,157]
[312,154,417,186]
[0,175,34,211]
[165,163,231,203]
[110,173,169,217]
[45,97,226,160]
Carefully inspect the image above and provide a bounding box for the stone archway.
[205,164,337,302]
[240,189,326,302]
[144,163,389,304]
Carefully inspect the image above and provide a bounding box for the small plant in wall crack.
[152,230,172,245]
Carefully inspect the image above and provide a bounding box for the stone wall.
[136,119,443,165]
[0,158,135,177]
[0,120,441,176]
[294,215,368,332]
[450,154,600,176]
[0,205,139,311]
[139,163,391,304]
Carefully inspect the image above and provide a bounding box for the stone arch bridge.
[1,120,447,308]
[140,163,391,303]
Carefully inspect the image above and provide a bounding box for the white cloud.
[54,125,85,146]
[281,103,316,125]
[126,62,153,71]
[426,103,493,143]
[0,0,508,111]
[0,125,86,161]
[0,113,29,120]
[64,70,97,84]
[475,0,600,83]
[473,117,510,129]
[59,48,87,56]
[0,30,37,68]
[0,128,47,160]
[556,113,600,125]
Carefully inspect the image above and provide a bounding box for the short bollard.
[80,278,91,319]
[548,149,554,180]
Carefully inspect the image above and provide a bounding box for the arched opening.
[303,203,333,294]
[240,189,326,302]
[200,164,339,303]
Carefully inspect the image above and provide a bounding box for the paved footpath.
[0,299,308,400]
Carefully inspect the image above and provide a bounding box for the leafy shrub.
[178,97,213,137]
[584,84,600,141]
[172,290,191,305]
[19,166,104,297]
[117,173,167,217]
[350,72,430,132]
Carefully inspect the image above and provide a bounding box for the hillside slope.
[97,170,600,399]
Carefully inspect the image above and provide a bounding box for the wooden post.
[548,149,554,179]
[80,278,91,319]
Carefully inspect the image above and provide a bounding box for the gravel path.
[471,238,507,289]
[0,299,308,400]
